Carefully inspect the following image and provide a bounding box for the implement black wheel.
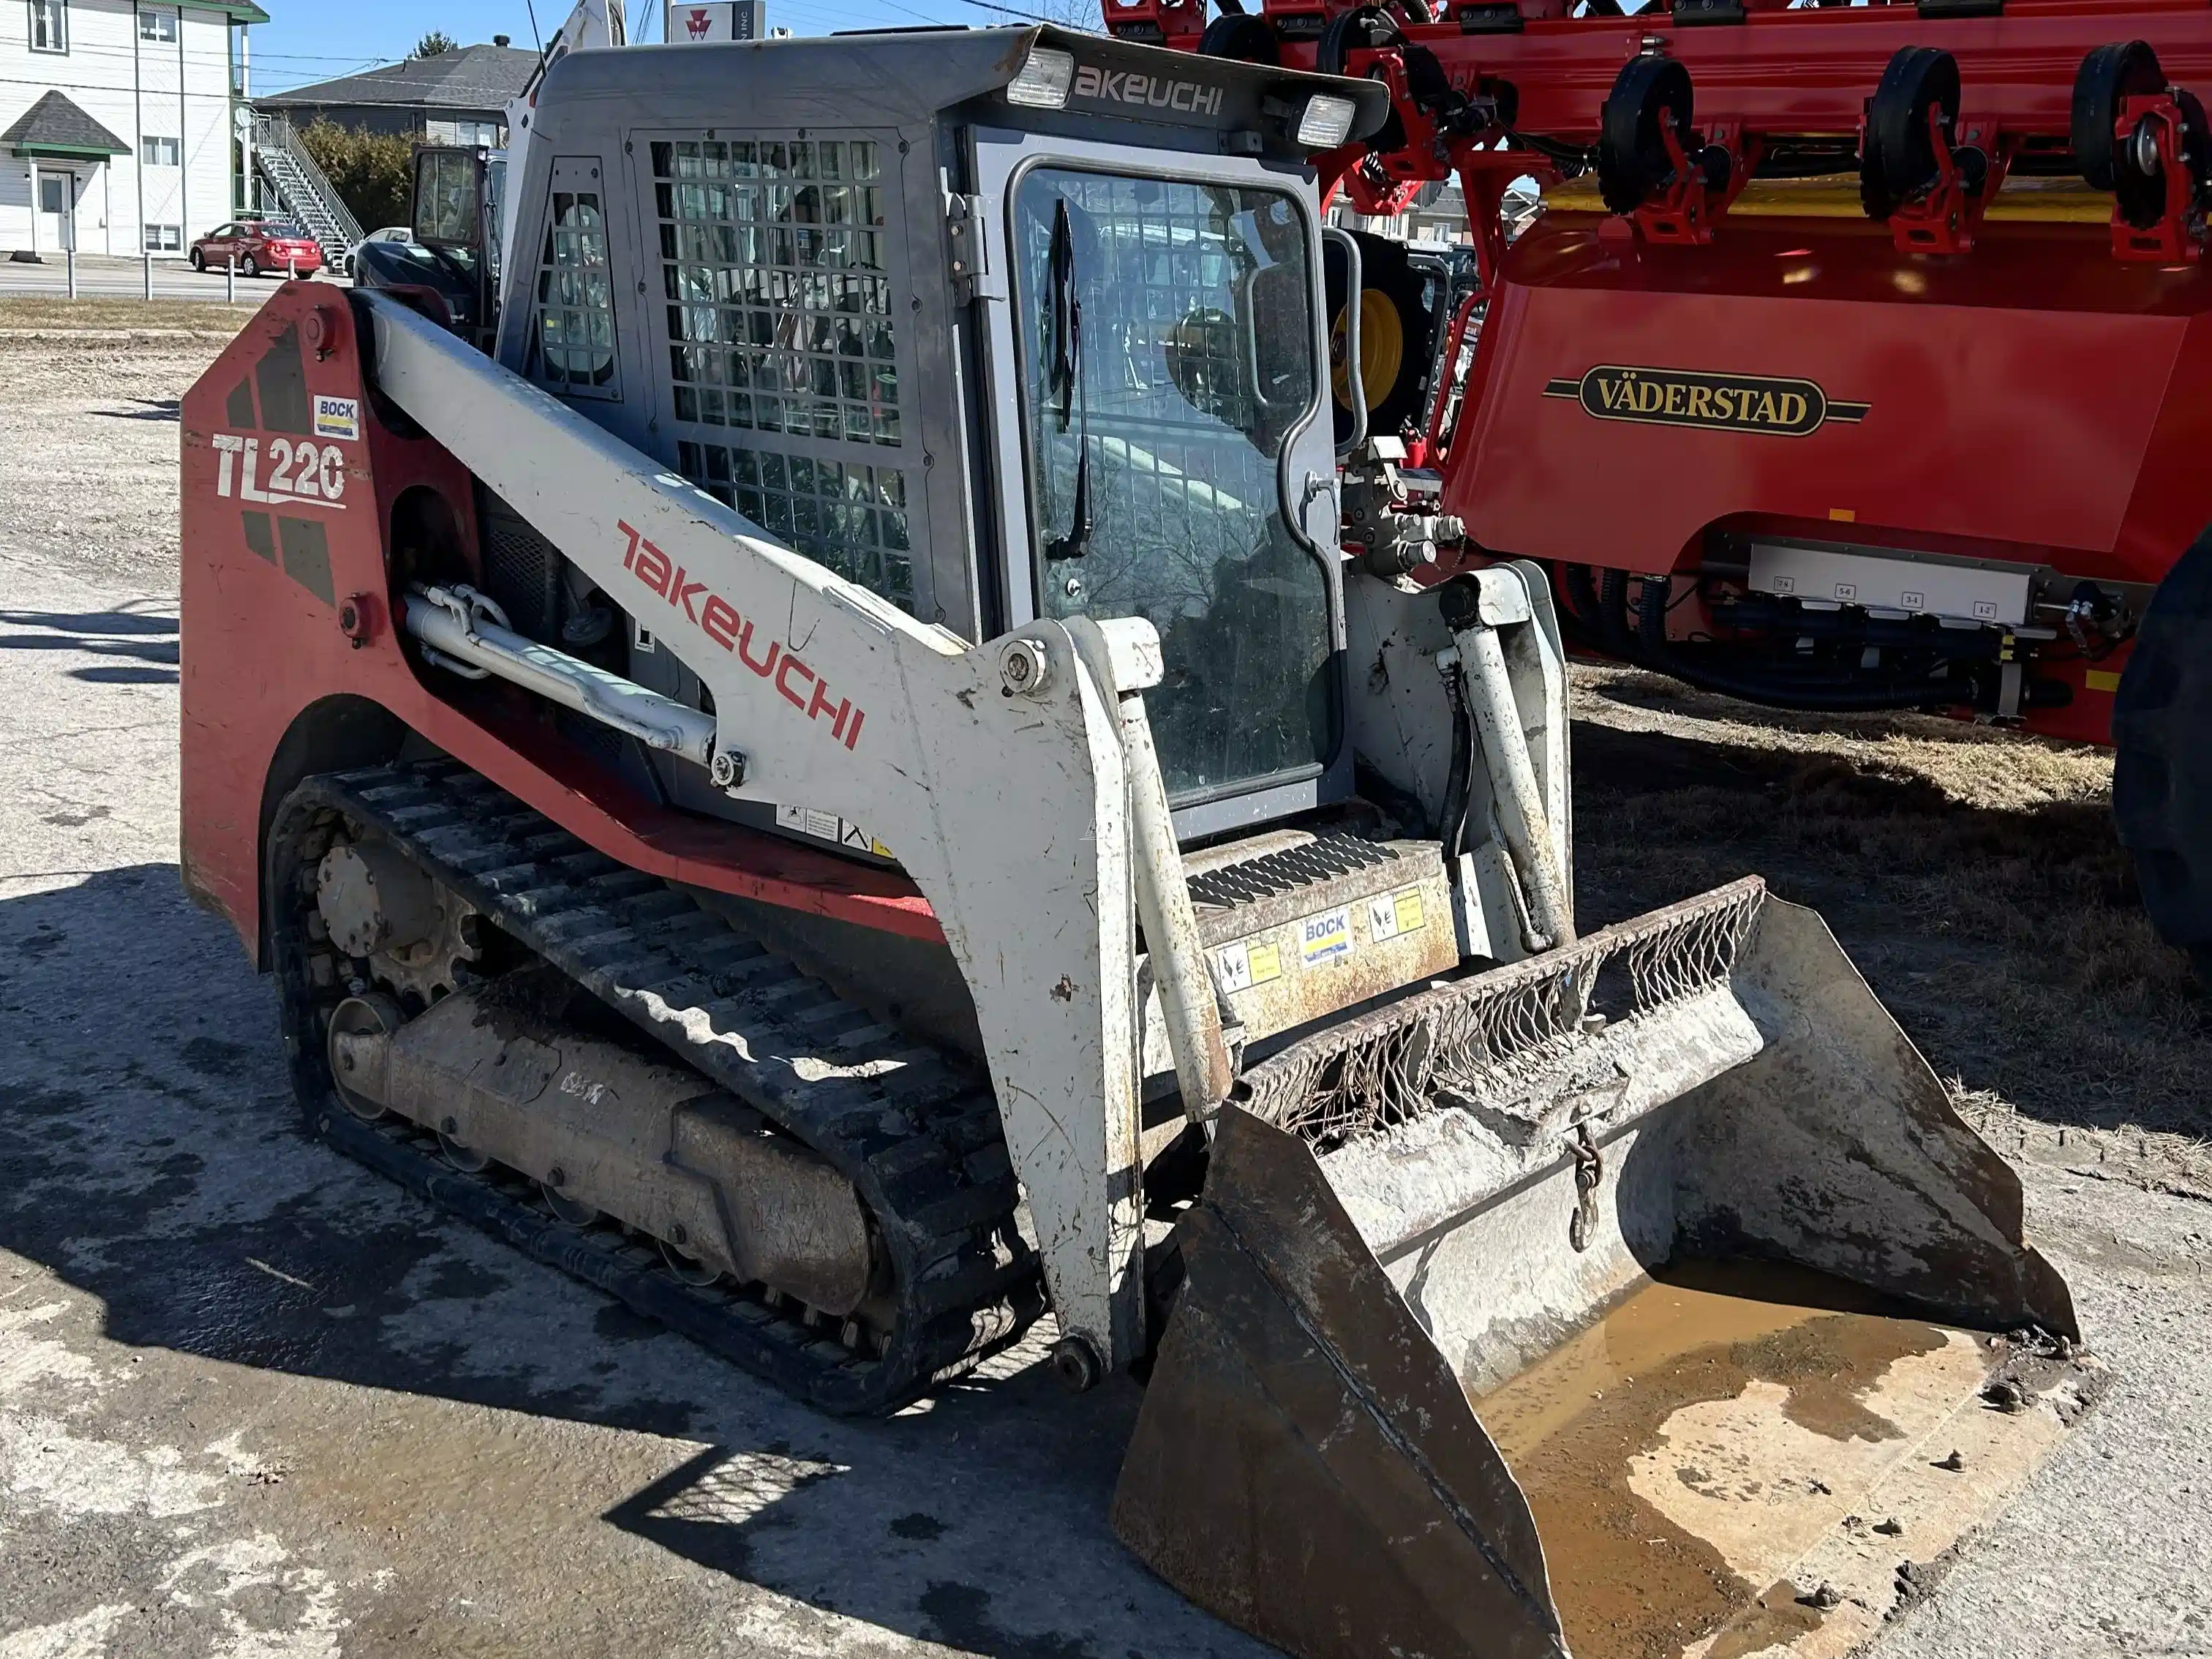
[2114,528,2212,977]
[1328,231,1437,443]
[1598,54,1695,216]
[1861,46,1960,220]
[2073,40,2164,194]
[1199,12,1279,63]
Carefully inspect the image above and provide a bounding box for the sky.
[245,0,1056,96]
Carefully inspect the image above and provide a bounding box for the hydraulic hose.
[1598,567,1639,661]
[1557,563,1607,653]
[1437,656,1474,860]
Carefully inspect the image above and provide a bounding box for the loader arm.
[363,293,1156,1369]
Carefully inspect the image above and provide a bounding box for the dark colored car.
[189,219,323,278]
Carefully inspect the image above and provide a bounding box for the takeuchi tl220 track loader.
[181,29,2094,1659]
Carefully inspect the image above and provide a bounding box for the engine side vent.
[478,489,563,644]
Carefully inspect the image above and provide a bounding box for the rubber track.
[267,759,1042,1415]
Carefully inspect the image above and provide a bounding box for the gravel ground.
[1,334,2208,1658]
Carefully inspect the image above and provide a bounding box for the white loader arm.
[365,294,1152,1369]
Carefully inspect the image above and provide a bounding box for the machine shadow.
[596,1404,1178,1659]
[0,609,181,685]
[0,864,1206,1658]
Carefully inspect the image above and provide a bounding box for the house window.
[29,0,67,52]
[141,136,180,167]
[142,223,180,252]
[138,7,176,40]
[425,118,502,148]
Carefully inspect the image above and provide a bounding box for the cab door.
[36,170,75,253]
[966,127,1350,838]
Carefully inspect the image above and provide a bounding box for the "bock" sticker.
[312,395,361,442]
[1298,906,1353,968]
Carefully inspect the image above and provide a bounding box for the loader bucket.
[1114,879,2085,1659]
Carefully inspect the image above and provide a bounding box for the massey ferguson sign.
[665,1,764,40]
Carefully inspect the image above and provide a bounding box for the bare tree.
[963,0,1105,32]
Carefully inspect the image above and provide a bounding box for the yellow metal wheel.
[1331,286,1407,414]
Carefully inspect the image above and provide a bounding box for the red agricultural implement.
[1117,0,2212,968]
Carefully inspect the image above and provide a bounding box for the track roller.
[327,993,403,1121]
[540,1175,599,1227]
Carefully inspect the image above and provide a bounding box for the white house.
[0,0,266,260]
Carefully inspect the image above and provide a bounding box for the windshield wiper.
[1045,196,1091,563]
[1048,198,1077,428]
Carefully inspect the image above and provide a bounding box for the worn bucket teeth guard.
[1114,892,2075,1659]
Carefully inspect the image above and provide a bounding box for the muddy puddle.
[1470,1259,1980,1659]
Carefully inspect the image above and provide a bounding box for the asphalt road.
[1,331,2208,1659]
[0,253,328,304]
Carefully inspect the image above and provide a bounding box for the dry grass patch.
[1568,666,2208,1140]
[0,296,263,337]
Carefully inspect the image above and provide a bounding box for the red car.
[189,219,323,278]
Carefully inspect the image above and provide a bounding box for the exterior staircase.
[249,113,364,267]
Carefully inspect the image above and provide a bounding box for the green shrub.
[295,119,414,235]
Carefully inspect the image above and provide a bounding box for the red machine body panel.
[1110,0,2212,127]
[179,287,941,967]
[1454,214,2212,586]
[1122,0,2212,746]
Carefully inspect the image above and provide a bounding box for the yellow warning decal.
[1366,885,1426,944]
[2085,669,2122,693]
[1216,938,1284,993]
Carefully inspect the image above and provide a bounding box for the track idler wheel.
[326,993,405,1121]
[1861,47,1983,219]
[2074,41,2209,231]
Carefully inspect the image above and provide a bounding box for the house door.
[35,170,75,253]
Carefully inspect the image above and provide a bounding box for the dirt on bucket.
[1472,1260,1965,1659]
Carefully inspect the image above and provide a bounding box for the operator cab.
[353,145,506,350]
[474,26,1386,855]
